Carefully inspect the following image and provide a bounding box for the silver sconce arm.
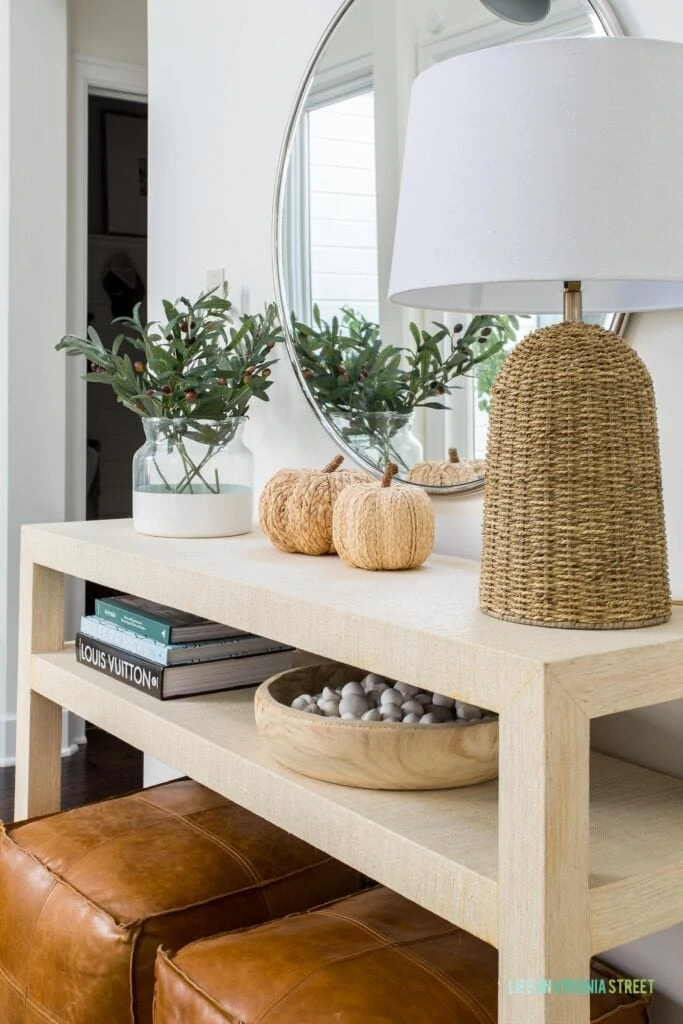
[478,0,551,24]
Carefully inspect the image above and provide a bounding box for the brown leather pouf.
[154,887,652,1024]
[0,781,363,1024]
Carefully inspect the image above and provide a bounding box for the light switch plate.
[206,268,226,292]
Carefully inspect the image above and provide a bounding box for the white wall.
[319,0,373,68]
[147,0,335,500]
[0,0,148,768]
[0,0,9,771]
[68,0,147,63]
[146,2,682,1020]
[609,0,683,39]
[0,0,69,766]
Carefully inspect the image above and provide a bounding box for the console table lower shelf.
[15,520,683,1024]
[30,646,683,959]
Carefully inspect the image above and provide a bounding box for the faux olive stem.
[152,456,173,492]
[175,440,220,494]
[362,418,410,472]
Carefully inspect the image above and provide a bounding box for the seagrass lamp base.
[478,321,671,629]
[387,38,683,631]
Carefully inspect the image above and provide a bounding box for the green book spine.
[94,599,171,644]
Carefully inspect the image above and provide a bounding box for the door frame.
[66,55,147,528]
[64,57,147,756]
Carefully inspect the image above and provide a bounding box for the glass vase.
[132,417,254,538]
[330,411,423,475]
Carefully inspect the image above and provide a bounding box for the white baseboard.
[0,710,84,767]
[143,754,183,787]
[69,714,87,747]
[0,714,16,768]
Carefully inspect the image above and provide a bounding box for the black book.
[75,633,293,700]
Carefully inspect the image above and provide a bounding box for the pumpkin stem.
[382,463,399,488]
[448,448,461,464]
[322,455,344,474]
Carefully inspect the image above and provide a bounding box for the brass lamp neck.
[563,281,583,323]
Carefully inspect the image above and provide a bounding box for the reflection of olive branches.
[333,414,412,472]
[477,345,514,413]
[292,306,523,416]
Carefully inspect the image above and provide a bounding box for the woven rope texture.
[479,323,670,629]
[259,456,371,555]
[333,465,435,571]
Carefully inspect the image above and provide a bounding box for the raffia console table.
[14,520,683,1024]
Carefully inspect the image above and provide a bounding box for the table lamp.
[389,38,683,629]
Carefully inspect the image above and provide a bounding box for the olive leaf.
[56,284,285,420]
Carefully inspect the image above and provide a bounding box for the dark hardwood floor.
[0,725,143,823]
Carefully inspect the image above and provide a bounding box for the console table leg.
[14,554,64,820]
[498,670,591,1023]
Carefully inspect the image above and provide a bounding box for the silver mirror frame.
[272,0,628,496]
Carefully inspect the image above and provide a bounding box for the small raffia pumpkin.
[259,455,372,555]
[332,464,435,571]
[407,447,486,487]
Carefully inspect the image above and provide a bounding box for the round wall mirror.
[274,0,626,494]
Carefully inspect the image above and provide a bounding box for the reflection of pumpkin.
[407,448,486,487]
[259,455,372,555]
[332,464,434,571]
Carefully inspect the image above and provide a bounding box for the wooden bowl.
[254,663,498,791]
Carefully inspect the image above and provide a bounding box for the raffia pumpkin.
[332,464,435,571]
[259,455,372,555]
[407,448,486,487]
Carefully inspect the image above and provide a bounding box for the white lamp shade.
[389,38,683,314]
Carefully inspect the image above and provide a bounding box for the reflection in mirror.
[277,0,620,491]
[291,306,521,476]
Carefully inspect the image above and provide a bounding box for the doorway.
[85,94,148,611]
[56,59,148,801]
[86,95,147,527]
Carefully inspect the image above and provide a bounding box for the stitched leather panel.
[154,887,652,1024]
[0,781,363,1024]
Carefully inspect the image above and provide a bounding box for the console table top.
[23,519,683,716]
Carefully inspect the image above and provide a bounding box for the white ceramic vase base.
[133,487,253,539]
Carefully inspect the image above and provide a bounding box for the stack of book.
[75,594,293,700]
